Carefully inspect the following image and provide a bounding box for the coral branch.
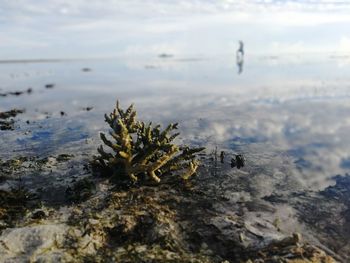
[93,100,204,183]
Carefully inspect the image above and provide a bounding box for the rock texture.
[0,152,343,262]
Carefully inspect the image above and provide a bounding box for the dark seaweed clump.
[0,109,24,130]
[66,178,96,204]
[0,186,36,229]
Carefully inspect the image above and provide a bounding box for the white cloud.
[1,0,350,59]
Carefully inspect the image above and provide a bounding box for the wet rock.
[85,106,93,111]
[0,88,32,97]
[0,156,32,176]
[262,174,350,261]
[0,224,69,262]
[0,120,14,130]
[0,109,24,119]
[56,154,73,162]
[31,210,46,220]
[246,233,337,263]
[158,53,173,58]
[0,177,338,262]
[262,194,287,204]
[321,174,350,202]
[9,91,23,96]
[45,83,55,89]
[0,109,23,130]
[0,151,340,262]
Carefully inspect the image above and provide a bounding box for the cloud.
[1,0,350,59]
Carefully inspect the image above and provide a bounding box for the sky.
[1,0,350,60]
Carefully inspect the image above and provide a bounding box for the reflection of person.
[237,40,244,56]
[236,41,244,74]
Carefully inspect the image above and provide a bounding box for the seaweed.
[56,154,74,162]
[0,109,24,130]
[45,83,55,89]
[0,157,29,176]
[0,109,24,119]
[0,185,36,229]
[66,178,96,203]
[0,119,14,130]
[0,88,32,97]
[93,101,204,184]
[231,154,245,169]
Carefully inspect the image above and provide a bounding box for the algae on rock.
[93,101,204,183]
[0,186,36,230]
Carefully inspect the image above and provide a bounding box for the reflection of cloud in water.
[130,95,350,190]
[1,56,350,192]
[2,88,350,191]
[0,118,92,158]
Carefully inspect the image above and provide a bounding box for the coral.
[93,101,204,183]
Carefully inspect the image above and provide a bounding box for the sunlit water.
[1,54,350,191]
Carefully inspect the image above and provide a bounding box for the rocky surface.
[0,151,343,262]
[263,174,350,262]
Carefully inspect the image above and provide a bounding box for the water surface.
[1,53,350,190]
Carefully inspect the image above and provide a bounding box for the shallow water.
[1,54,350,190]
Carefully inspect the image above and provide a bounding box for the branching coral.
[93,101,204,183]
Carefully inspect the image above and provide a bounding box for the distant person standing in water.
[236,40,244,74]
